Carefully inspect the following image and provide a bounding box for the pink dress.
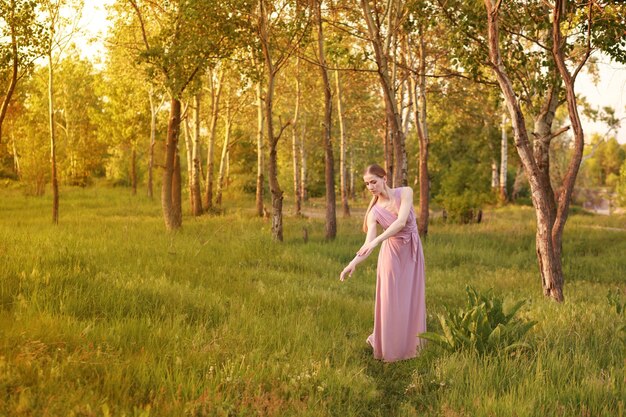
[366,188,427,362]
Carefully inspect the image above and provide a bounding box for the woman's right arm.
[340,210,377,281]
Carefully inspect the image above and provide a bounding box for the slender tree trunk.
[216,101,231,207]
[300,123,307,202]
[0,13,18,145]
[172,149,182,226]
[148,89,158,199]
[255,79,265,217]
[417,29,430,236]
[182,103,194,210]
[259,0,284,241]
[349,150,355,199]
[130,147,137,195]
[335,70,350,217]
[292,58,302,216]
[408,26,430,236]
[190,94,203,215]
[204,68,224,212]
[315,0,336,240]
[11,133,20,178]
[265,68,284,241]
[383,120,392,185]
[491,160,499,190]
[500,112,508,202]
[48,52,59,225]
[162,97,182,230]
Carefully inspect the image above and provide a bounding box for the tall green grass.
[0,187,624,416]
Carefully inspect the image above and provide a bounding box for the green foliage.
[420,286,537,355]
[429,77,499,222]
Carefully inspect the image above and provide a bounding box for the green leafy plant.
[420,286,537,355]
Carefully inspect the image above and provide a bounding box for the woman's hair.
[362,164,386,233]
[363,164,386,178]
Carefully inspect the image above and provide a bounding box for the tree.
[359,0,408,187]
[481,0,624,301]
[0,0,46,144]
[313,0,337,240]
[40,0,83,224]
[257,0,310,241]
[203,66,225,212]
[123,0,245,230]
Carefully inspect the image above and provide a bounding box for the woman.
[340,164,426,362]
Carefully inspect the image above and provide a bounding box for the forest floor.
[0,186,624,417]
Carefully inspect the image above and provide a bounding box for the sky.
[76,0,626,144]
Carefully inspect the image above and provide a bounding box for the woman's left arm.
[357,187,413,257]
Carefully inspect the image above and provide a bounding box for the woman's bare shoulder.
[396,186,414,196]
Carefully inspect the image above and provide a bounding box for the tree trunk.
[300,123,307,202]
[292,58,302,216]
[182,103,194,210]
[549,0,589,299]
[148,88,158,199]
[162,97,182,230]
[204,68,224,212]
[335,69,350,217]
[484,0,565,301]
[491,160,499,190]
[190,94,203,215]
[172,150,182,226]
[383,120,392,186]
[533,85,559,219]
[417,29,430,237]
[131,146,137,195]
[0,14,18,145]
[500,112,508,202]
[255,79,265,217]
[11,133,20,178]
[349,150,355,199]
[216,102,231,207]
[48,52,59,225]
[315,0,336,240]
[259,0,285,241]
[408,26,430,237]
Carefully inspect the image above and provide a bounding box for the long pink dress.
[366,188,427,362]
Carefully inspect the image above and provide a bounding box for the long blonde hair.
[362,164,387,233]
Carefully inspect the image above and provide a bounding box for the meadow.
[0,186,624,417]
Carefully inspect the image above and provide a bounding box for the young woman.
[340,164,426,362]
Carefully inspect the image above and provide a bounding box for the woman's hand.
[340,263,355,281]
[357,240,379,257]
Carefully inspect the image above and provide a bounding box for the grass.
[0,186,624,416]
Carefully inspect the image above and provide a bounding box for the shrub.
[420,286,537,355]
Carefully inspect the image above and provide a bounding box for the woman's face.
[363,173,385,196]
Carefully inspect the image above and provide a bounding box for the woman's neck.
[379,186,392,202]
